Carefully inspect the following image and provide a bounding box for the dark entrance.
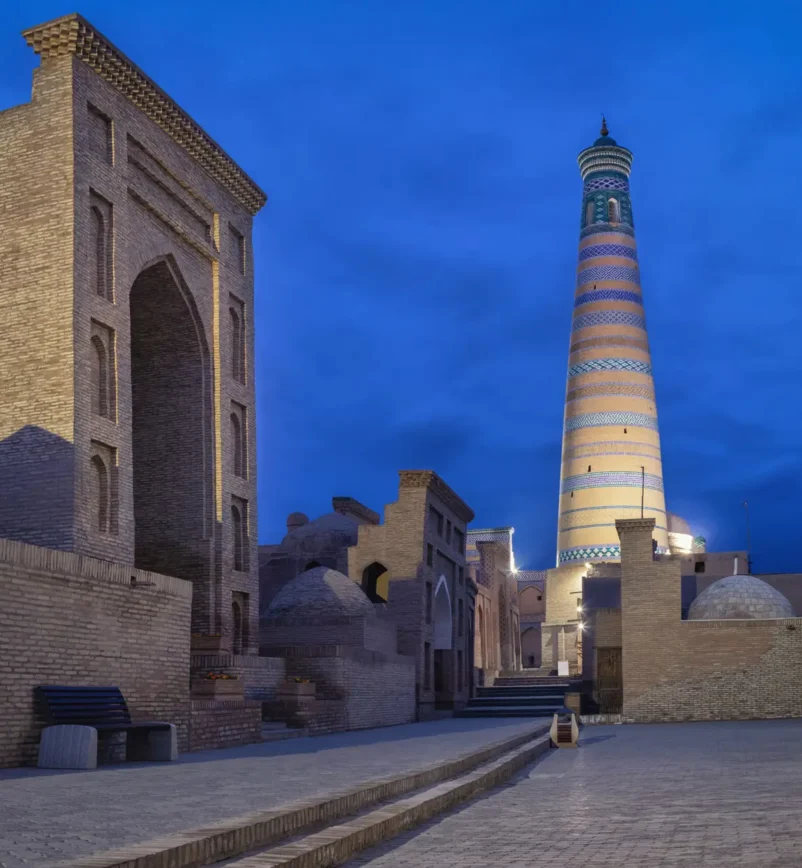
[597,647,623,713]
[129,257,213,629]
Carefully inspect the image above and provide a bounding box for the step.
[261,723,307,743]
[48,723,549,868]
[218,733,552,867]
[462,705,563,714]
[468,696,566,706]
[457,708,562,717]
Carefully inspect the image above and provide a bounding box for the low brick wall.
[0,539,191,767]
[191,652,286,701]
[262,645,416,734]
[188,699,262,751]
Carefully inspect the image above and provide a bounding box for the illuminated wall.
[557,121,668,565]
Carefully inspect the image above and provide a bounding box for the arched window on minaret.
[607,198,620,223]
[585,200,594,226]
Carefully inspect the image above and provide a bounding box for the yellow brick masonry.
[617,519,802,722]
[0,538,191,767]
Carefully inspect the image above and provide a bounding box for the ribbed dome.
[265,566,376,620]
[688,575,795,621]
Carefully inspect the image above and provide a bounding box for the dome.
[286,512,309,531]
[593,134,618,147]
[667,513,692,536]
[688,575,795,621]
[265,566,376,620]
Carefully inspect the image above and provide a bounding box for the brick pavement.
[0,718,538,868]
[349,719,802,868]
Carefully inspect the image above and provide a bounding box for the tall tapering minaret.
[556,119,668,565]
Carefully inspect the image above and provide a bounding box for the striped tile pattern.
[574,288,642,307]
[567,358,651,377]
[577,244,637,262]
[557,134,668,565]
[571,311,646,333]
[564,411,659,433]
[576,265,640,288]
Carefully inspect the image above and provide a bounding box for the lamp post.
[744,501,752,574]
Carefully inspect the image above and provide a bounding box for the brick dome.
[688,575,795,621]
[265,566,375,620]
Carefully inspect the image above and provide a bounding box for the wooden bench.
[36,685,177,769]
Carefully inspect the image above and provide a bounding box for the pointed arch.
[433,575,452,650]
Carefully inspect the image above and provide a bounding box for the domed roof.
[688,575,795,621]
[593,133,618,147]
[265,566,376,620]
[667,513,692,535]
[281,511,359,547]
[286,512,309,531]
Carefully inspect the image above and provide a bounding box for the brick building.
[466,528,522,680]
[0,13,268,764]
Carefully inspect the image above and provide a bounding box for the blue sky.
[2,1,801,572]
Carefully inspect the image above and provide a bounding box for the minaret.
[556,119,668,565]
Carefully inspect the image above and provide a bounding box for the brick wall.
[266,646,416,732]
[188,699,262,751]
[542,564,584,671]
[190,652,286,700]
[0,538,191,767]
[618,519,802,722]
[0,19,265,654]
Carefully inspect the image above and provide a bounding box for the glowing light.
[578,622,585,632]
[585,562,592,569]
[577,604,583,613]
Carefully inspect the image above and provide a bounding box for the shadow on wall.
[0,425,74,549]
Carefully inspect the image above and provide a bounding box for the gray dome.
[265,566,376,620]
[286,512,309,531]
[281,512,358,546]
[688,575,795,621]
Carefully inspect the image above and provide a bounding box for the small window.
[695,560,706,573]
[608,198,620,223]
[624,428,628,434]
[426,544,433,566]
[426,582,433,623]
[446,520,452,544]
[458,566,463,584]
[537,594,542,601]
[588,464,591,473]
[585,200,594,226]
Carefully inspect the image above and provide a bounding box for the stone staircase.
[458,671,580,719]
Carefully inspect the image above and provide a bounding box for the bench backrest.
[36,685,133,727]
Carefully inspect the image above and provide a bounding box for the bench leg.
[38,725,97,770]
[147,724,178,761]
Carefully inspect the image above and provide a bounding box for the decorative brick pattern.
[561,470,664,494]
[574,288,642,306]
[188,699,262,751]
[577,243,636,261]
[564,411,658,432]
[582,176,630,193]
[571,311,647,333]
[568,358,652,377]
[566,382,654,402]
[562,441,661,459]
[580,223,636,239]
[577,265,640,288]
[559,544,621,562]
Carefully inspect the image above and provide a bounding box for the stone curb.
[228,733,552,867]
[48,723,549,868]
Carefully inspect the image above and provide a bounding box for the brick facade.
[188,699,262,752]
[0,538,191,767]
[0,15,267,655]
[348,471,475,716]
[618,519,802,722]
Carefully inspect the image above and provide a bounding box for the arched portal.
[361,561,390,603]
[129,257,213,628]
[433,576,452,650]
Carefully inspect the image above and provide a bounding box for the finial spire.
[600,115,608,137]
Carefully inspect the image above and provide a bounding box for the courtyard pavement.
[0,718,540,868]
[349,718,802,868]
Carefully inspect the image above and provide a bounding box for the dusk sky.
[2,1,800,572]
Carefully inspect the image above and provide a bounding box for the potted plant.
[191,672,244,698]
[278,677,316,699]
[191,633,230,653]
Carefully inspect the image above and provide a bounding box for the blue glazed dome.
[593,134,618,147]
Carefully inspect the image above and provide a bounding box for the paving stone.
[0,718,537,867]
[347,719,802,868]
